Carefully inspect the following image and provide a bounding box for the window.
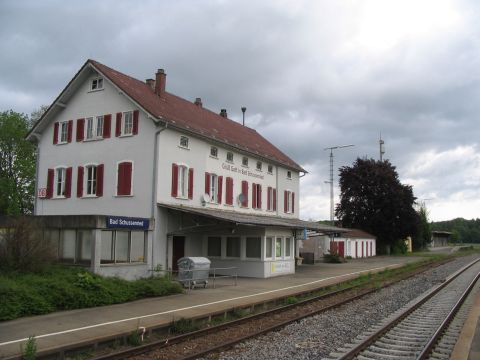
[86,165,97,196]
[267,187,277,211]
[226,152,234,162]
[285,237,291,257]
[210,146,218,158]
[210,174,218,202]
[100,230,147,264]
[117,161,133,196]
[60,121,69,143]
[180,136,189,148]
[55,167,66,197]
[58,229,92,265]
[172,164,193,199]
[225,177,234,205]
[207,237,221,257]
[226,237,240,257]
[91,77,103,91]
[123,111,133,135]
[205,172,222,204]
[252,183,262,209]
[246,237,261,259]
[268,165,273,174]
[85,116,104,139]
[116,110,139,137]
[77,164,103,198]
[266,237,273,258]
[256,161,262,171]
[240,180,249,207]
[284,190,295,213]
[54,120,73,144]
[275,237,283,258]
[242,156,249,167]
[287,171,292,179]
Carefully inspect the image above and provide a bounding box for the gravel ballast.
[216,255,480,360]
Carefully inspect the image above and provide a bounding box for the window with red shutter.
[77,166,84,197]
[115,113,122,137]
[76,119,85,142]
[132,110,139,135]
[46,169,54,198]
[252,183,257,209]
[65,167,72,198]
[258,185,262,209]
[267,187,272,211]
[67,120,73,143]
[226,177,233,205]
[284,190,288,213]
[171,163,178,197]
[117,161,132,196]
[103,114,111,138]
[217,176,223,204]
[273,188,277,211]
[53,122,59,144]
[241,180,248,207]
[292,192,295,213]
[205,172,210,195]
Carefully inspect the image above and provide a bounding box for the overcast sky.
[1,0,479,221]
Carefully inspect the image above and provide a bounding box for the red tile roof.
[89,60,305,172]
[343,229,376,239]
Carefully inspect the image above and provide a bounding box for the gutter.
[31,134,41,215]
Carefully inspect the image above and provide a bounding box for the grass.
[0,265,183,321]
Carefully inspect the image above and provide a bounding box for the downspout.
[31,134,41,215]
[275,165,279,216]
[151,122,167,270]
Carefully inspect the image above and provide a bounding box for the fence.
[153,266,238,290]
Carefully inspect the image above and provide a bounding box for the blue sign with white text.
[106,216,150,230]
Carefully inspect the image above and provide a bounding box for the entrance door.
[338,241,345,257]
[172,236,185,271]
[355,241,358,258]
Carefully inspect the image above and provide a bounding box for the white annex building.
[27,59,343,279]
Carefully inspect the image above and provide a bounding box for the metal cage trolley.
[177,257,211,289]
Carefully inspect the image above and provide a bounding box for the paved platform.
[0,256,423,358]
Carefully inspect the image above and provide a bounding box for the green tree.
[413,204,432,250]
[0,110,36,215]
[335,158,419,254]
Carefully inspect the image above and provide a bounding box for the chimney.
[155,69,166,96]
[220,109,227,118]
[194,97,203,107]
[146,78,155,91]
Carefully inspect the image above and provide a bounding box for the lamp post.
[324,144,354,227]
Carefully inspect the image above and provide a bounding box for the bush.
[22,336,37,360]
[324,251,342,263]
[171,318,199,334]
[392,240,408,255]
[0,216,55,272]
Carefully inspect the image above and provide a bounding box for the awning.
[158,203,347,234]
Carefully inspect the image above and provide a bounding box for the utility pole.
[324,144,354,227]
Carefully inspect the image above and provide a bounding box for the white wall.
[36,71,156,218]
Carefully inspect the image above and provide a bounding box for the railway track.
[328,258,480,360]
[87,259,452,360]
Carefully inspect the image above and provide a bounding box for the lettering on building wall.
[271,261,292,274]
[222,163,267,180]
[106,216,150,230]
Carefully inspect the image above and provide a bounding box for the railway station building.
[27,59,342,279]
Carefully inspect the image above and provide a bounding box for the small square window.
[180,136,189,148]
[242,156,248,167]
[226,152,234,162]
[287,171,292,179]
[268,165,273,174]
[210,146,218,158]
[256,161,262,171]
[91,78,103,91]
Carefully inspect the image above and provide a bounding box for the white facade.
[30,60,304,279]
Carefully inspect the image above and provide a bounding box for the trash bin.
[177,257,211,289]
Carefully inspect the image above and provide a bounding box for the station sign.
[106,216,150,230]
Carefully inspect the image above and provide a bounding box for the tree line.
[431,218,480,243]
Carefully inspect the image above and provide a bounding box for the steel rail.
[89,259,448,360]
[336,257,480,360]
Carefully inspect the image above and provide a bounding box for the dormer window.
[226,152,234,163]
[287,171,292,179]
[91,77,103,91]
[180,136,189,148]
[210,146,218,158]
[242,156,248,167]
[256,161,262,171]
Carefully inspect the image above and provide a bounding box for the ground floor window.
[265,237,273,258]
[207,236,221,257]
[285,237,291,257]
[101,230,146,264]
[275,237,283,258]
[226,236,241,258]
[58,229,92,265]
[246,237,261,259]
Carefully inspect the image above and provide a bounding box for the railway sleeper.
[375,339,424,351]
[368,344,419,356]
[384,332,428,343]
[360,348,414,359]
[375,337,425,347]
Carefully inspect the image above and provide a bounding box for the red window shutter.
[284,190,288,213]
[96,164,104,197]
[67,120,73,143]
[65,167,72,198]
[241,180,248,207]
[292,192,295,213]
[77,166,84,198]
[188,168,194,199]
[267,187,271,210]
[171,163,178,197]
[133,110,139,135]
[273,188,277,211]
[226,177,233,205]
[53,122,59,144]
[115,112,122,137]
[103,114,111,138]
[46,169,54,198]
[252,183,257,209]
[76,119,85,142]
[258,185,262,209]
[217,176,223,204]
[117,163,124,195]
[118,162,132,195]
[205,172,210,195]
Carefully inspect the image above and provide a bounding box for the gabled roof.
[29,59,305,172]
